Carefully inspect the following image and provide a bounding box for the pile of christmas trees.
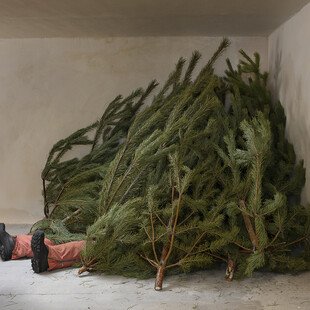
[32,39,310,290]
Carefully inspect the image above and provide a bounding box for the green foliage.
[30,219,85,244]
[81,198,153,278]
[217,50,309,276]
[33,40,309,286]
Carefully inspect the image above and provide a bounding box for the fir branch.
[183,51,201,85]
[139,254,158,268]
[62,208,82,224]
[178,210,195,227]
[154,212,168,229]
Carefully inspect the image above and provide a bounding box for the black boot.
[0,223,15,261]
[31,230,48,273]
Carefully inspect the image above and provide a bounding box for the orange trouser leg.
[11,235,55,260]
[47,240,85,271]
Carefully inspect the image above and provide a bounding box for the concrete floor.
[0,225,309,310]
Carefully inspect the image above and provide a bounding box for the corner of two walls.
[268,2,310,205]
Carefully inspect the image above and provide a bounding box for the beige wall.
[268,2,310,204]
[0,36,267,223]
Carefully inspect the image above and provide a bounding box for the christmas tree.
[216,51,309,278]
[78,39,239,289]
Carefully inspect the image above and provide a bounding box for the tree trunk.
[78,265,88,275]
[78,258,96,275]
[240,200,259,251]
[154,265,165,291]
[225,258,236,281]
[153,184,178,291]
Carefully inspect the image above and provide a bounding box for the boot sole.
[31,231,48,273]
[0,225,14,261]
[0,245,6,261]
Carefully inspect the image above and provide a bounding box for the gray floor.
[0,225,309,310]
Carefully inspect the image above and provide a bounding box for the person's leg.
[12,235,54,260]
[47,240,85,271]
[31,230,85,273]
[0,223,54,261]
[11,235,33,259]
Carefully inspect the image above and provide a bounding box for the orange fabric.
[47,240,85,271]
[11,235,54,260]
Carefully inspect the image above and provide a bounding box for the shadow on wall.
[269,31,310,204]
[269,35,282,103]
